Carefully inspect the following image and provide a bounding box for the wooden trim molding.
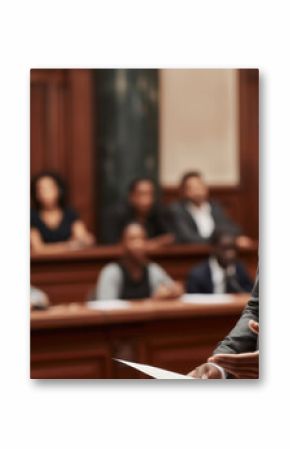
[238,69,259,238]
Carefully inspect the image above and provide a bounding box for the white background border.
[0,1,289,447]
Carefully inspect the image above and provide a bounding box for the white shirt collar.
[186,201,214,238]
[208,257,236,294]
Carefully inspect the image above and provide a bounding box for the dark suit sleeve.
[186,271,200,293]
[166,204,206,243]
[212,202,242,236]
[213,276,259,354]
[237,262,254,293]
[153,207,172,236]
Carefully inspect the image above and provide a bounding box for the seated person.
[30,172,95,254]
[102,177,173,249]
[30,286,50,310]
[167,171,252,247]
[186,229,254,294]
[94,222,183,301]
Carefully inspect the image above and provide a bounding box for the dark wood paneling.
[30,69,95,232]
[30,84,47,173]
[238,69,259,238]
[67,70,96,230]
[144,314,238,373]
[30,70,67,176]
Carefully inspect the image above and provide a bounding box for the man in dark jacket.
[188,272,259,379]
[186,230,254,294]
[167,171,252,247]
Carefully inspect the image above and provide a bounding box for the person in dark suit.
[103,177,173,249]
[188,272,259,379]
[186,230,254,294]
[167,171,252,248]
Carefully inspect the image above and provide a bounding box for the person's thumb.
[249,319,259,334]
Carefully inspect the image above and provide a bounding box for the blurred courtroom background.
[30,69,258,241]
[30,69,259,379]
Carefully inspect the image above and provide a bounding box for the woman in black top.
[30,172,95,254]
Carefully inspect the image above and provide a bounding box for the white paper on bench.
[87,299,130,310]
[181,294,233,304]
[114,359,193,379]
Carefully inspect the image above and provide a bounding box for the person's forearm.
[152,282,183,300]
[31,240,82,255]
[146,234,175,250]
[78,233,96,246]
[71,222,96,246]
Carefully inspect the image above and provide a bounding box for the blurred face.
[182,176,208,205]
[35,176,60,209]
[122,224,147,261]
[129,181,155,215]
[215,235,237,268]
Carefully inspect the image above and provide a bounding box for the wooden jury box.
[31,243,258,304]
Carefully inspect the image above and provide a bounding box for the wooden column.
[30,69,96,232]
[238,69,259,239]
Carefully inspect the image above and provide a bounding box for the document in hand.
[114,359,194,379]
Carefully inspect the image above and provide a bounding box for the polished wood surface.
[30,69,96,231]
[31,293,249,379]
[238,69,259,239]
[31,243,258,304]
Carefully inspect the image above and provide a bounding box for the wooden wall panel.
[239,69,259,238]
[67,70,96,231]
[30,69,95,231]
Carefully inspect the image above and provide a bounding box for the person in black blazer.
[186,230,254,294]
[167,171,252,248]
[188,273,259,379]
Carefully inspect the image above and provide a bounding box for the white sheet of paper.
[87,299,130,310]
[114,359,193,379]
[181,294,233,304]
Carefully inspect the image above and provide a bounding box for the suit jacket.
[167,200,241,243]
[186,260,254,294]
[214,275,259,354]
